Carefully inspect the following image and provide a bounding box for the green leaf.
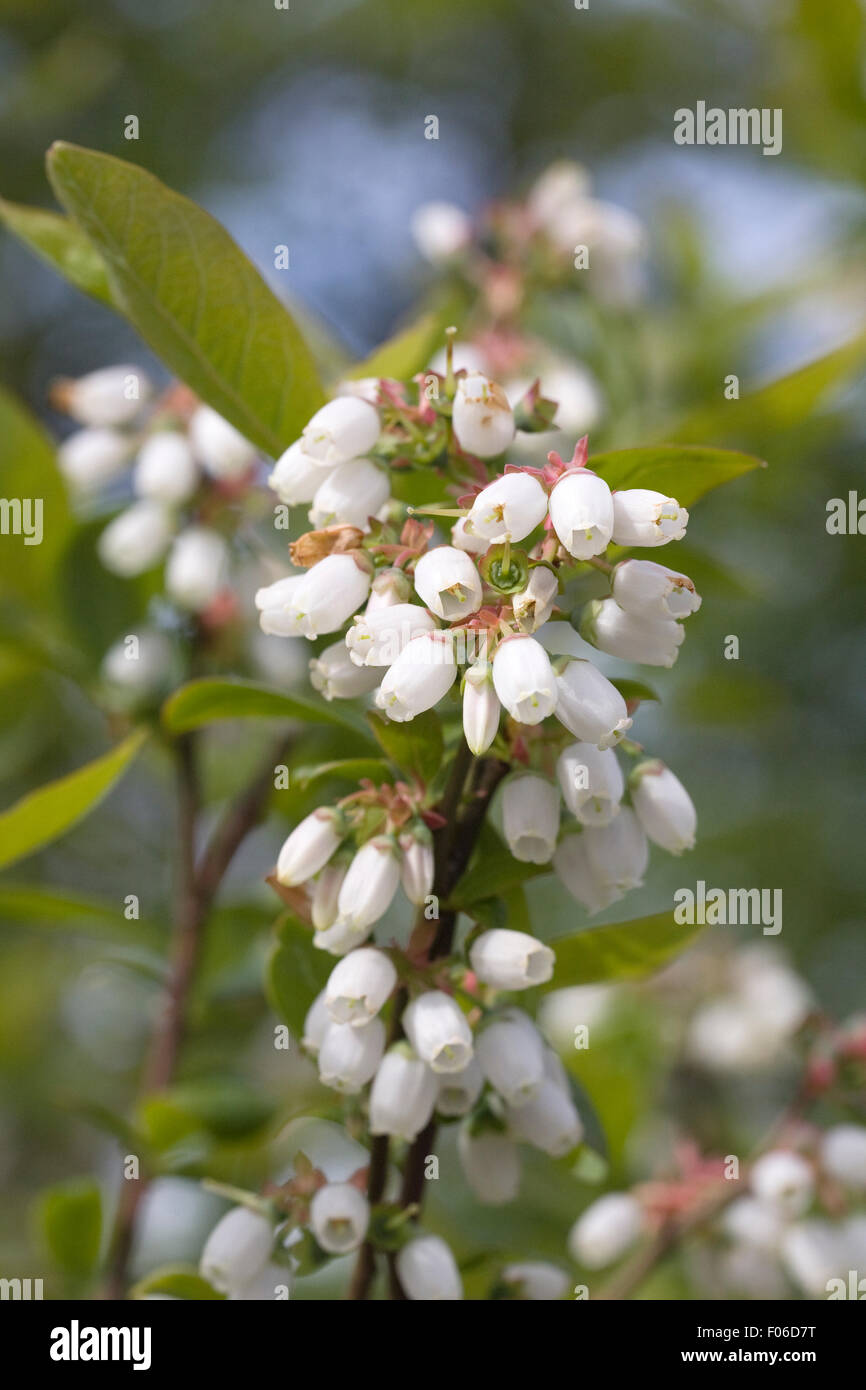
[166,1079,274,1141]
[668,330,866,443]
[130,1265,225,1301]
[0,385,72,603]
[47,142,325,455]
[590,444,765,509]
[38,1178,102,1279]
[266,913,333,1038]
[0,882,161,945]
[545,911,705,988]
[0,197,113,305]
[366,709,443,784]
[610,678,659,704]
[161,678,372,739]
[348,310,446,381]
[291,757,392,791]
[0,728,148,872]
[449,824,549,908]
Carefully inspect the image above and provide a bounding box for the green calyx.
[480,543,530,595]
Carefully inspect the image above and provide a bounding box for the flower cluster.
[411,159,647,309]
[258,359,698,928]
[55,365,259,604]
[567,1126,866,1301]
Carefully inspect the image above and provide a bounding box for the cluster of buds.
[258,357,699,923]
[411,159,647,310]
[54,364,258,616]
[565,1123,866,1300]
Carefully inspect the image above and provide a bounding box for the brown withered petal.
[289,524,364,567]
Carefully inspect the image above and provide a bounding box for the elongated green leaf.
[0,197,113,305]
[292,757,392,791]
[39,1179,102,1279]
[162,678,372,739]
[47,142,325,455]
[366,709,443,784]
[0,728,147,871]
[0,385,72,602]
[131,1266,225,1301]
[590,444,764,509]
[266,914,333,1038]
[0,882,161,944]
[449,824,548,908]
[545,912,704,988]
[348,310,446,382]
[668,330,866,443]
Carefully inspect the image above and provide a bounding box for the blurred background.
[1,0,865,1299]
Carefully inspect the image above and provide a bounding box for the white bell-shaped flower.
[268,439,333,505]
[134,431,199,504]
[629,759,696,854]
[501,774,560,864]
[610,488,688,547]
[374,631,457,722]
[611,558,701,620]
[293,553,372,639]
[189,404,258,480]
[309,458,390,531]
[346,603,436,667]
[97,501,173,577]
[492,635,557,725]
[435,1058,484,1117]
[369,1045,438,1141]
[458,1127,520,1205]
[58,427,132,493]
[554,658,632,749]
[317,1018,386,1093]
[309,1183,370,1254]
[309,640,381,700]
[465,471,547,541]
[462,661,500,754]
[452,374,516,459]
[335,836,401,933]
[325,947,397,1027]
[413,546,483,621]
[469,928,555,991]
[165,526,229,612]
[276,808,344,886]
[506,1078,583,1157]
[568,1192,644,1268]
[395,1234,463,1300]
[580,597,685,667]
[200,1206,274,1295]
[403,991,473,1074]
[581,808,648,897]
[556,741,624,826]
[475,1011,545,1107]
[548,470,614,559]
[301,396,380,467]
